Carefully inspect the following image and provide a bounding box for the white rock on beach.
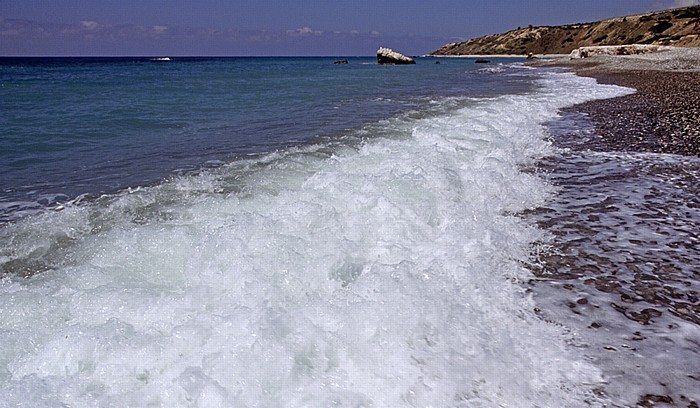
[569,44,672,59]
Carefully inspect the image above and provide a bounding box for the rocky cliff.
[431,5,700,56]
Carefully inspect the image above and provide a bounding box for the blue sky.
[1,0,698,56]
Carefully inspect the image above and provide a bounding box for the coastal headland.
[429,5,699,56]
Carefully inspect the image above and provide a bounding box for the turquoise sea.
[2,56,697,406]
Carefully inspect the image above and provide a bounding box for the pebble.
[525,57,700,405]
[573,71,700,157]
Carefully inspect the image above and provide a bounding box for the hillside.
[431,5,700,56]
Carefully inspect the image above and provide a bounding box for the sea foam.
[0,70,633,407]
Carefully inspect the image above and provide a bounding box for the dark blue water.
[0,56,529,221]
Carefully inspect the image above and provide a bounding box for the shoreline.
[569,70,700,156]
[533,48,700,156]
[424,53,567,58]
[528,48,700,405]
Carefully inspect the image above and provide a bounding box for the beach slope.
[535,47,700,156]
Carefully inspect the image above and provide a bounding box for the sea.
[0,56,698,407]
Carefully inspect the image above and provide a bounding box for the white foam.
[0,71,633,406]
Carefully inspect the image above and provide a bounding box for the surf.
[0,68,632,406]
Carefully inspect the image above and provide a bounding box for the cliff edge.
[431,5,700,56]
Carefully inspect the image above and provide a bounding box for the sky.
[1,0,698,56]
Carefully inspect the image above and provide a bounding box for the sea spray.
[0,67,633,406]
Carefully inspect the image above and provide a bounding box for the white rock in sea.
[569,44,672,59]
[377,47,416,64]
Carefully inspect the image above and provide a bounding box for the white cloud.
[672,0,699,6]
[80,21,99,30]
[652,0,698,12]
[286,26,322,37]
[0,18,452,56]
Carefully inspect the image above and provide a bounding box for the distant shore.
[425,53,567,58]
[533,47,700,156]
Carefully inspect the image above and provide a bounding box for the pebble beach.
[562,48,700,157]
[529,48,700,407]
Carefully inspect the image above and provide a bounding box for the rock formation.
[569,44,670,58]
[430,5,700,56]
[377,47,416,64]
